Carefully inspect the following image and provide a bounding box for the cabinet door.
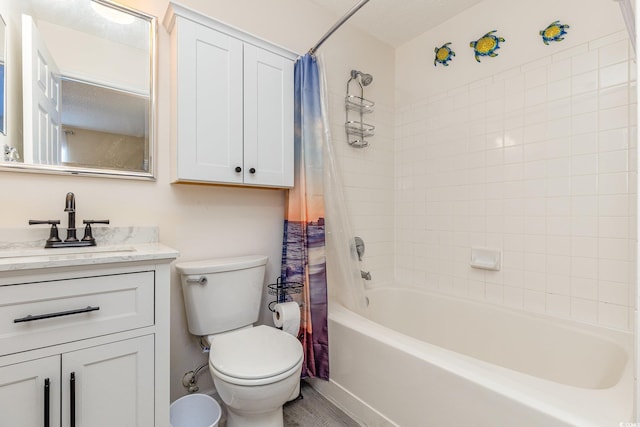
[0,356,61,427]
[176,17,244,183]
[244,44,294,187]
[61,335,154,427]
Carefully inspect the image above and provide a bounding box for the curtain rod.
[308,0,370,55]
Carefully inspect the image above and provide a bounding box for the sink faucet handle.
[82,220,110,225]
[28,220,62,245]
[81,220,110,243]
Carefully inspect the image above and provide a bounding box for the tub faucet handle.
[354,236,365,261]
[361,270,371,280]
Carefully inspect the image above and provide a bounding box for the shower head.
[351,69,373,86]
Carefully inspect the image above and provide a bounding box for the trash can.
[170,394,221,427]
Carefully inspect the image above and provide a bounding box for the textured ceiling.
[28,0,150,50]
[308,0,485,47]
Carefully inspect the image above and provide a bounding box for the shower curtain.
[281,54,329,380]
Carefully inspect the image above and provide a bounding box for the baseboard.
[306,378,397,427]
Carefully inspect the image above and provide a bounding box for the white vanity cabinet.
[164,3,296,188]
[0,245,177,427]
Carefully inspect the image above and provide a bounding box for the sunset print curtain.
[281,54,329,379]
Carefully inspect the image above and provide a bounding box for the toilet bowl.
[175,256,304,427]
[207,325,303,427]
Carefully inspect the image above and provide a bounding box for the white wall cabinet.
[164,3,296,188]
[0,248,177,427]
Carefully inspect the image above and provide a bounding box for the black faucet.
[29,192,110,248]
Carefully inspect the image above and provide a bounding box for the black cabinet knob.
[249,168,256,174]
[235,166,242,173]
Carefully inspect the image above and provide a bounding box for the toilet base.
[226,406,283,427]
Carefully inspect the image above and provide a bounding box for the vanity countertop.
[0,243,179,272]
[0,226,178,272]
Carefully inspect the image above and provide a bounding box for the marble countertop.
[0,226,179,272]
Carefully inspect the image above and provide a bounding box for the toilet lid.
[210,325,303,380]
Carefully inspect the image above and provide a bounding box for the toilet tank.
[176,255,268,336]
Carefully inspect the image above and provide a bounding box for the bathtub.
[311,287,634,427]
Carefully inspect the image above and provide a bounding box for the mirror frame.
[0,14,6,137]
[0,0,157,180]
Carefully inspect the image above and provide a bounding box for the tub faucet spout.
[361,270,371,280]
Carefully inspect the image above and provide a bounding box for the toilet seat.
[209,325,303,386]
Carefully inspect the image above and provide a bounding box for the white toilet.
[175,255,303,427]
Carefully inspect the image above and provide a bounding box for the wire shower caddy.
[345,72,375,147]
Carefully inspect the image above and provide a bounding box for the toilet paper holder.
[267,277,303,312]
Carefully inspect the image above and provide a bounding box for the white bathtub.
[313,287,634,427]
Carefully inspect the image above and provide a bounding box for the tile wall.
[395,31,637,331]
[325,88,396,287]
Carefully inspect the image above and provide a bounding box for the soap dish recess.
[470,247,502,271]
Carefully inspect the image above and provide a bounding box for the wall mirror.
[0,15,6,136]
[0,0,156,179]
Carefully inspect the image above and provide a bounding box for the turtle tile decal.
[470,30,506,62]
[540,20,570,45]
[434,42,456,67]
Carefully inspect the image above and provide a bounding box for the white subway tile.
[571,175,598,195]
[546,197,571,216]
[599,85,629,110]
[589,31,628,50]
[547,236,572,255]
[503,285,524,306]
[599,280,629,306]
[599,39,629,66]
[599,216,630,238]
[571,112,598,135]
[599,128,629,151]
[550,100,573,121]
[572,153,598,175]
[571,297,598,323]
[572,133,598,155]
[547,293,571,317]
[599,62,629,88]
[525,86,547,106]
[598,194,629,216]
[547,78,571,101]
[598,257,630,285]
[599,105,629,131]
[547,58,571,82]
[598,149,628,173]
[598,172,629,194]
[572,92,598,115]
[571,276,598,299]
[547,216,572,236]
[572,71,599,95]
[523,290,546,312]
[572,236,598,258]
[572,50,599,74]
[547,274,571,295]
[572,195,598,215]
[599,237,630,260]
[598,302,629,329]
[525,67,548,89]
[572,216,598,237]
[571,256,598,279]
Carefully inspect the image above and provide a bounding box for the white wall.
[0,0,395,400]
[395,0,636,331]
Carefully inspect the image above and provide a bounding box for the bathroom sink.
[0,246,137,259]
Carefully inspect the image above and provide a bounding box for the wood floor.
[216,381,361,426]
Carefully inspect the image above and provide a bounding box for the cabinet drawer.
[0,271,154,355]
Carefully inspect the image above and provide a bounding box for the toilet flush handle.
[186,277,207,285]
